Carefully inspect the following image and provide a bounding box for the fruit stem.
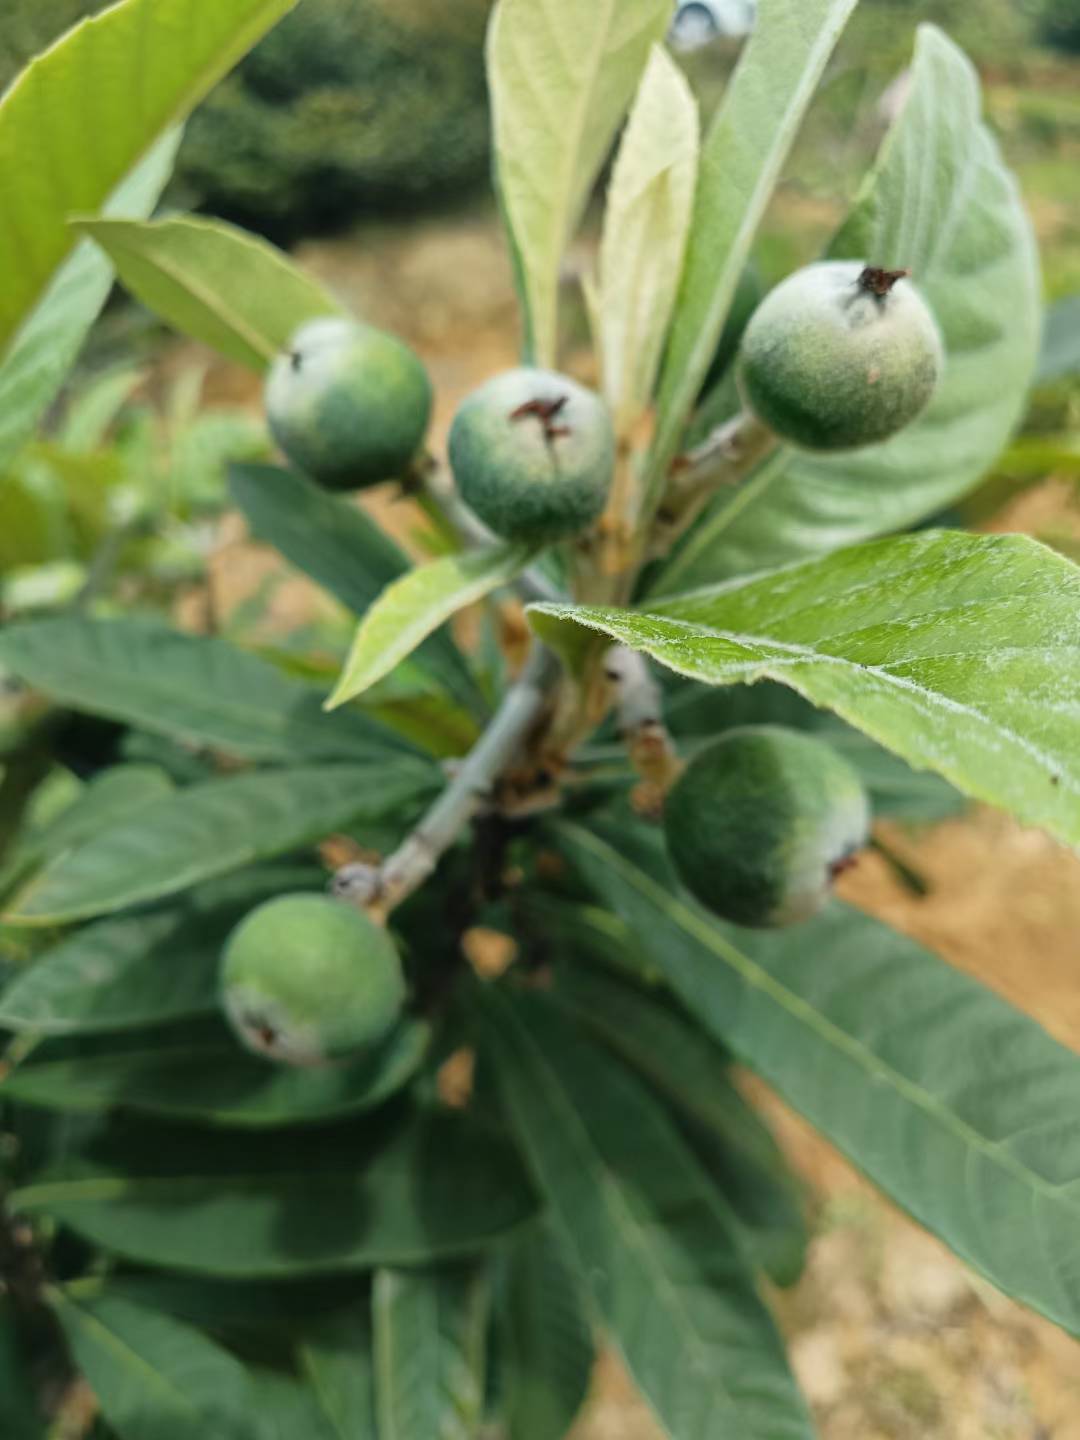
[416,453,562,605]
[604,645,683,815]
[354,644,562,917]
[648,409,779,559]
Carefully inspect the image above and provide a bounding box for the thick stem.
[343,644,561,916]
[648,409,778,559]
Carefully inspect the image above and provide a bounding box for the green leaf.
[0,133,179,473]
[0,617,415,767]
[0,867,322,1035]
[661,24,1041,590]
[0,0,298,361]
[1038,294,1080,384]
[229,465,484,719]
[499,1224,593,1440]
[487,0,671,366]
[75,215,341,373]
[0,1296,43,1439]
[48,1286,256,1440]
[0,1018,430,1128]
[553,962,807,1287]
[373,1265,489,1440]
[299,1303,377,1440]
[1,764,175,899]
[327,544,537,709]
[5,761,433,925]
[245,1369,342,1440]
[530,530,1080,847]
[597,45,698,437]
[561,819,1080,1340]
[477,985,813,1439]
[13,1110,537,1277]
[648,0,860,488]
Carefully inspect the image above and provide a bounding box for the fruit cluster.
[224,260,941,1065]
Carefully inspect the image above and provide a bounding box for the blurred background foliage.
[2,0,495,240]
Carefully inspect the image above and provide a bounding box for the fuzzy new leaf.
[531,530,1080,847]
[648,0,860,493]
[598,45,698,436]
[327,543,536,709]
[488,0,671,365]
[75,215,341,371]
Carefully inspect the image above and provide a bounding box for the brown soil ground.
[169,207,1080,1440]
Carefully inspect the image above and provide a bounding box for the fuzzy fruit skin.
[220,893,406,1066]
[448,368,615,543]
[266,317,433,490]
[736,261,944,451]
[664,725,871,929]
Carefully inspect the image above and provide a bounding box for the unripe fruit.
[448,368,615,544]
[737,262,944,451]
[265,317,433,490]
[220,893,406,1066]
[664,725,871,929]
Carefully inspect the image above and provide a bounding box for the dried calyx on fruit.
[220,892,406,1065]
[736,261,944,451]
[448,367,615,543]
[265,316,433,490]
[663,725,871,928]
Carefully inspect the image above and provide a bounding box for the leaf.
[561,820,1080,1340]
[1,764,175,898]
[0,617,415,767]
[0,1017,430,1128]
[499,1224,593,1440]
[530,530,1080,847]
[0,1296,43,1439]
[477,985,813,1439]
[229,465,484,718]
[299,1303,377,1440]
[75,215,342,373]
[1038,293,1080,384]
[598,45,699,436]
[245,1369,342,1440]
[0,133,179,473]
[661,24,1041,590]
[327,544,537,709]
[487,0,671,366]
[48,1286,256,1440]
[13,1110,537,1277]
[553,962,807,1287]
[0,0,298,360]
[648,0,860,486]
[0,866,322,1035]
[5,761,433,925]
[373,1265,490,1440]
